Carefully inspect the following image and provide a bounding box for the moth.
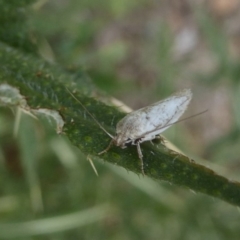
[67,88,192,175]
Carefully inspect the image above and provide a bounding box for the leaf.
[1,42,240,207]
[0,0,38,53]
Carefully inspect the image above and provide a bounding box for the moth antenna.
[66,88,114,139]
[169,109,208,126]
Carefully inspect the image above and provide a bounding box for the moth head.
[114,134,132,148]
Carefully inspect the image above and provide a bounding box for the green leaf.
[0,0,38,53]
[1,42,240,207]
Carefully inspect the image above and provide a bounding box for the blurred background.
[1,0,240,239]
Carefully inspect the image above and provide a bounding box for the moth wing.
[115,89,192,145]
[136,89,192,139]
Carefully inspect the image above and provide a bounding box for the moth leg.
[98,139,114,155]
[136,142,145,176]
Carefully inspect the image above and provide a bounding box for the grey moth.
[67,88,192,175]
